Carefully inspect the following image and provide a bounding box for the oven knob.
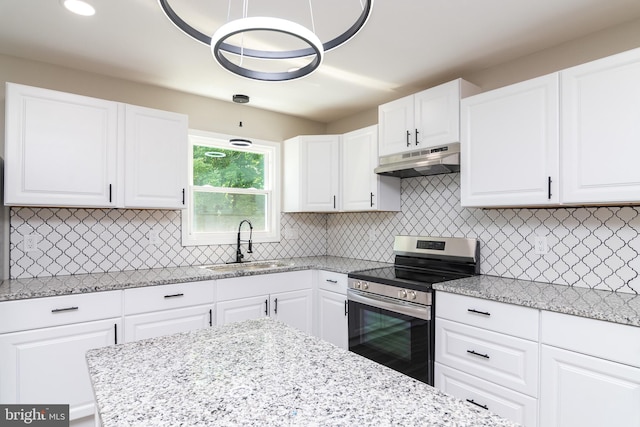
[398,289,407,299]
[408,291,417,300]
[355,281,361,289]
[362,282,369,290]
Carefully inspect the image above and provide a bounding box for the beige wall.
[326,17,640,134]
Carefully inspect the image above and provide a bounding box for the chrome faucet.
[235,219,253,263]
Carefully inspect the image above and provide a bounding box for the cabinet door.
[561,48,640,204]
[4,83,118,207]
[124,305,213,342]
[317,289,348,349]
[271,289,313,334]
[378,95,414,156]
[460,74,560,207]
[540,345,640,427]
[0,319,120,422]
[124,104,188,209]
[342,125,378,211]
[301,136,341,211]
[414,80,461,149]
[216,295,269,326]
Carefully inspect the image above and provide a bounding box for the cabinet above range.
[378,79,480,157]
[4,83,188,209]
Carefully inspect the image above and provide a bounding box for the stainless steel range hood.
[374,143,461,178]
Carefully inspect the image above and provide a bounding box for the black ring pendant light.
[157,0,374,81]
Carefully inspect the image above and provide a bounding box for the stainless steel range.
[347,235,479,385]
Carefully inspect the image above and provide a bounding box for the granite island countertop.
[0,256,391,302]
[86,318,517,427]
[434,275,640,327]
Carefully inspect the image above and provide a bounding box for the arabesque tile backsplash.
[10,173,640,294]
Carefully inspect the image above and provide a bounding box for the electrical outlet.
[284,227,298,240]
[368,228,378,242]
[148,229,160,245]
[534,235,548,255]
[23,234,38,252]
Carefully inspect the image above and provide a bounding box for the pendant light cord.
[308,0,316,33]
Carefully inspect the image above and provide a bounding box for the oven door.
[347,289,433,385]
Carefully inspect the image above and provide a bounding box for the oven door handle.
[347,289,431,321]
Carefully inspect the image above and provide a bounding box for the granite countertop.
[434,275,640,327]
[86,318,516,427]
[0,256,391,302]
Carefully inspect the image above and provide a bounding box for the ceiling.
[1,0,640,123]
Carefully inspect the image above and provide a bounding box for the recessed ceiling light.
[61,0,96,16]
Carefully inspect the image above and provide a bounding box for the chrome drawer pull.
[51,306,79,313]
[164,293,184,299]
[467,308,491,316]
[326,279,338,284]
[466,399,488,410]
[467,349,490,359]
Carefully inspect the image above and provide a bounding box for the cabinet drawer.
[0,291,122,333]
[436,292,539,340]
[124,305,213,342]
[317,270,348,294]
[435,363,538,427]
[123,281,215,315]
[436,318,538,396]
[541,310,640,368]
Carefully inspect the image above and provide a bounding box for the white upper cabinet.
[283,135,341,212]
[4,83,118,207]
[378,79,480,156]
[341,125,400,212]
[561,48,640,204]
[461,47,640,208]
[461,74,560,207]
[123,104,188,209]
[4,83,188,209]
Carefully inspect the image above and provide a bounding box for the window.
[182,130,280,246]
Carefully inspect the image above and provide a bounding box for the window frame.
[181,129,281,246]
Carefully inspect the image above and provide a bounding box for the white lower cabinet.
[435,363,537,427]
[539,311,640,427]
[0,291,122,427]
[435,292,539,426]
[123,281,215,342]
[315,270,349,349]
[216,271,313,334]
[124,305,213,342]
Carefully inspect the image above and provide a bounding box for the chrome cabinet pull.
[51,306,79,313]
[164,293,184,299]
[467,308,491,316]
[466,399,488,410]
[467,349,490,359]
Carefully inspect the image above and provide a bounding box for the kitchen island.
[86,318,516,426]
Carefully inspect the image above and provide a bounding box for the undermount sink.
[200,260,295,273]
